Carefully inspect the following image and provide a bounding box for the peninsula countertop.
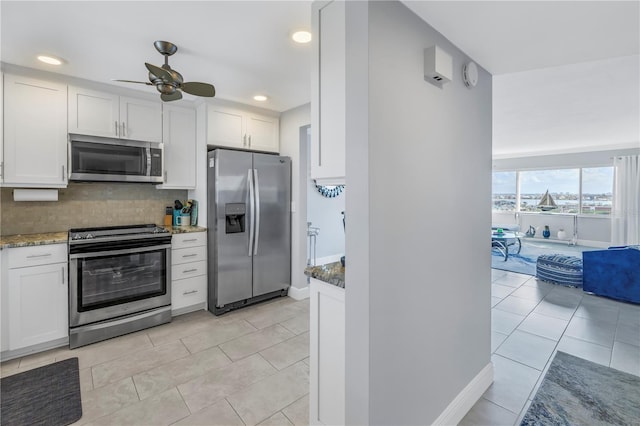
[304,261,345,289]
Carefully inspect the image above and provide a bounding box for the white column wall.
[346,2,493,424]
[279,104,311,292]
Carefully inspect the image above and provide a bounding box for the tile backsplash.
[1,183,188,235]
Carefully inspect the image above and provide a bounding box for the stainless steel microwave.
[69,135,163,183]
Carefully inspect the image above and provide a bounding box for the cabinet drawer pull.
[248,135,252,147]
[27,253,52,258]
[182,239,197,243]
[62,165,66,181]
[61,266,66,285]
[182,253,198,258]
[183,290,198,295]
[122,122,126,137]
[182,268,198,274]
[115,121,119,136]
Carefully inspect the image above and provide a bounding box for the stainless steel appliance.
[68,224,172,348]
[208,149,291,315]
[69,134,163,183]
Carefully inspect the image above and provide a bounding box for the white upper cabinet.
[68,86,162,142]
[207,104,279,153]
[311,0,346,185]
[3,74,68,188]
[159,104,197,189]
[245,114,279,153]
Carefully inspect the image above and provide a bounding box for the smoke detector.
[463,61,479,88]
[424,45,452,88]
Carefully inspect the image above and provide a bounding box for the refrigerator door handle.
[248,168,255,257]
[253,168,261,255]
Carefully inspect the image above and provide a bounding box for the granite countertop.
[0,232,69,249]
[304,261,345,288]
[1,225,208,249]
[161,225,207,234]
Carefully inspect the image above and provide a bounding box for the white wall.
[279,103,311,291]
[306,128,346,260]
[346,2,492,424]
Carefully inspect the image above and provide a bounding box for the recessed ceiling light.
[292,31,312,44]
[253,95,268,102]
[37,55,62,65]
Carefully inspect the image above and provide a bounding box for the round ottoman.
[536,254,583,287]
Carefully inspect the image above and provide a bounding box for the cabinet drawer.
[172,275,207,310]
[172,232,207,249]
[172,246,206,265]
[171,260,207,281]
[8,244,67,268]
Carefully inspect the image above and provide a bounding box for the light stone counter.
[0,232,68,249]
[304,261,345,288]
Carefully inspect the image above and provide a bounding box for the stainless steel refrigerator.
[207,149,291,315]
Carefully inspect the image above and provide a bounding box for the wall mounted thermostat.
[462,61,478,88]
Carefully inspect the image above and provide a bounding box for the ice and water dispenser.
[225,203,246,234]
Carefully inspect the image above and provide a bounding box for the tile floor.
[2,272,638,426]
[460,269,640,426]
[0,297,311,426]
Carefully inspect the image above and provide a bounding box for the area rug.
[0,357,82,426]
[492,239,597,276]
[521,351,640,425]
[491,250,538,275]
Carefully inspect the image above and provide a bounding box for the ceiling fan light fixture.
[253,95,268,102]
[121,41,216,102]
[292,31,312,44]
[158,84,177,95]
[37,55,62,65]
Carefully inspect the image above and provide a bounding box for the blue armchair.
[582,246,640,304]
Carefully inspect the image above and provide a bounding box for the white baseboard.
[288,285,310,300]
[432,362,494,425]
[1,337,69,362]
[172,303,207,317]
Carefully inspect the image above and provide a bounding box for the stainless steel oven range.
[68,224,172,348]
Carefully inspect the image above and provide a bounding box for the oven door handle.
[69,243,172,259]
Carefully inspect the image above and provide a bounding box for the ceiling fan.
[114,40,215,102]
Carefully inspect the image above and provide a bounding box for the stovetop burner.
[69,224,170,242]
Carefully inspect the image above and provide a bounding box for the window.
[492,171,516,211]
[520,169,579,213]
[581,167,613,215]
[492,167,613,216]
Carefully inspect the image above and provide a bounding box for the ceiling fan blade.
[145,63,174,82]
[161,91,183,102]
[112,79,153,85]
[181,82,216,97]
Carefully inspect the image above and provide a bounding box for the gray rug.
[521,351,640,425]
[1,357,82,426]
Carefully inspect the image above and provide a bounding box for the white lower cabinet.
[309,277,345,426]
[171,232,207,314]
[3,244,68,354]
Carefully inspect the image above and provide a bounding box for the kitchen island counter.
[304,261,345,288]
[0,232,68,249]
